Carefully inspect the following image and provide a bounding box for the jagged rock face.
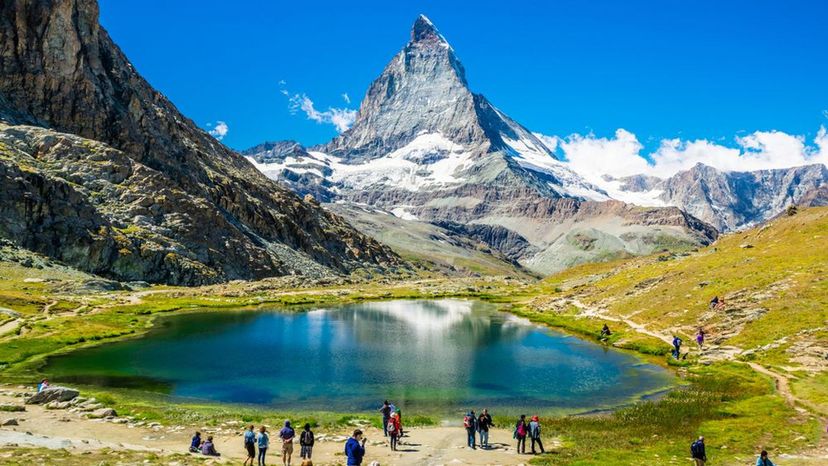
[247,15,718,275]
[0,0,404,284]
[242,141,311,164]
[657,163,828,231]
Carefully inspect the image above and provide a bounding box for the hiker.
[395,407,404,437]
[244,425,257,466]
[690,436,707,466]
[388,412,401,451]
[696,328,705,349]
[258,426,269,466]
[600,324,612,340]
[529,415,545,454]
[756,449,775,466]
[672,335,683,359]
[464,410,478,449]
[189,431,202,453]
[514,414,528,454]
[477,409,494,449]
[201,435,220,456]
[279,420,295,466]
[37,378,49,392]
[300,423,314,460]
[345,429,367,466]
[709,296,719,309]
[379,400,391,437]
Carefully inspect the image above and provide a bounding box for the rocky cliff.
[0,0,404,284]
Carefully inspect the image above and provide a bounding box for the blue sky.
[99,0,828,152]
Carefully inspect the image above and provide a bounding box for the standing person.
[463,410,477,449]
[514,415,528,454]
[477,409,494,449]
[394,407,404,437]
[299,423,314,461]
[690,436,707,466]
[756,450,775,466]
[600,324,612,340]
[189,431,202,453]
[345,429,367,466]
[696,328,706,349]
[388,412,401,451]
[257,426,269,466]
[279,420,295,466]
[529,415,545,454]
[243,425,257,466]
[672,335,683,359]
[379,400,391,437]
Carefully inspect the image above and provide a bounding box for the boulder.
[88,408,117,419]
[25,387,79,405]
[1,418,19,426]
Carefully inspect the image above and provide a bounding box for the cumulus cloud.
[207,121,229,141]
[288,93,356,133]
[538,126,828,183]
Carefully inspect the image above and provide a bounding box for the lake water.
[45,299,673,413]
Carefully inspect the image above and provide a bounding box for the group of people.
[378,400,404,451]
[462,409,494,449]
[191,421,315,466]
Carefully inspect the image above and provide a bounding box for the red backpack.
[463,415,473,428]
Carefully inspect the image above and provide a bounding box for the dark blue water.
[45,300,673,413]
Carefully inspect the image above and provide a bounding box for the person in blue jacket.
[756,450,775,466]
[345,429,367,465]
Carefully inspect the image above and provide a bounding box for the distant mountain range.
[246,16,826,275]
[245,15,721,275]
[0,0,404,285]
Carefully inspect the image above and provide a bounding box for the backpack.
[516,421,526,437]
[301,430,313,445]
[463,415,473,428]
[387,420,397,434]
[690,441,702,457]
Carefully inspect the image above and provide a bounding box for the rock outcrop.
[0,0,404,284]
[26,387,79,405]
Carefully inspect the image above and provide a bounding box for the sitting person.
[600,324,612,339]
[201,435,220,456]
[37,378,49,393]
[189,431,202,453]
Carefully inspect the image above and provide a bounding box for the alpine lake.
[44,299,674,415]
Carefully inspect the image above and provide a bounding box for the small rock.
[1,418,18,426]
[0,404,25,412]
[740,243,754,249]
[87,408,117,419]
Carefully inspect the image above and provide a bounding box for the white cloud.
[539,126,828,183]
[207,121,229,141]
[288,93,356,133]
[342,93,351,104]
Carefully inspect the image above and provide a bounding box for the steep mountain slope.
[527,206,828,369]
[606,163,828,231]
[0,0,403,284]
[248,15,717,275]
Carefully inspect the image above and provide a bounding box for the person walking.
[257,426,269,466]
[243,425,257,466]
[464,410,478,449]
[299,423,314,461]
[379,400,391,437]
[696,328,705,349]
[477,409,494,449]
[514,414,528,454]
[388,412,401,451]
[279,420,295,466]
[672,335,683,359]
[756,450,775,466]
[529,415,544,454]
[345,429,367,466]
[691,436,707,466]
